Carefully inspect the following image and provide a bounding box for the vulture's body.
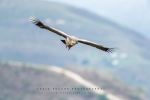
[29,16,116,53]
[62,36,78,50]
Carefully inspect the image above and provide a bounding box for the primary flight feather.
[29,16,115,53]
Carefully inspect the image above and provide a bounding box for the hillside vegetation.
[0,0,150,98]
[0,61,146,100]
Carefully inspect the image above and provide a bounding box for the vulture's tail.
[61,40,66,44]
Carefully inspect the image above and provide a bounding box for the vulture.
[29,16,116,53]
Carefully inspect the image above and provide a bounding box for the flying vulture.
[29,16,116,53]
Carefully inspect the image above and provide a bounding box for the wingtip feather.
[106,47,118,53]
[29,16,40,24]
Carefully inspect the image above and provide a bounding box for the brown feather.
[78,39,115,53]
[30,16,116,53]
[30,16,68,38]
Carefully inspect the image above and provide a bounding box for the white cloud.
[56,19,66,25]
[111,52,118,58]
[112,59,119,66]
[44,18,51,24]
[120,53,128,59]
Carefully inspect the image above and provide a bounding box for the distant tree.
[98,94,108,100]
[82,59,89,65]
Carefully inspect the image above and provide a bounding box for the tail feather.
[61,40,66,44]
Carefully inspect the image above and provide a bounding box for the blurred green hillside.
[49,0,150,39]
[0,61,145,100]
[0,0,150,98]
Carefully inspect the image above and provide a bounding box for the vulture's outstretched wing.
[29,16,69,38]
[78,39,115,53]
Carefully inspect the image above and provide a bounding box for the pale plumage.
[29,16,115,53]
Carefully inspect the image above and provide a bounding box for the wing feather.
[78,39,115,53]
[29,16,68,38]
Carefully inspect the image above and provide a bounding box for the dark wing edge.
[29,16,68,38]
[78,39,117,53]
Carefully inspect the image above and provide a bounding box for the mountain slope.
[0,61,145,100]
[48,0,150,39]
[0,0,150,98]
[0,0,150,66]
